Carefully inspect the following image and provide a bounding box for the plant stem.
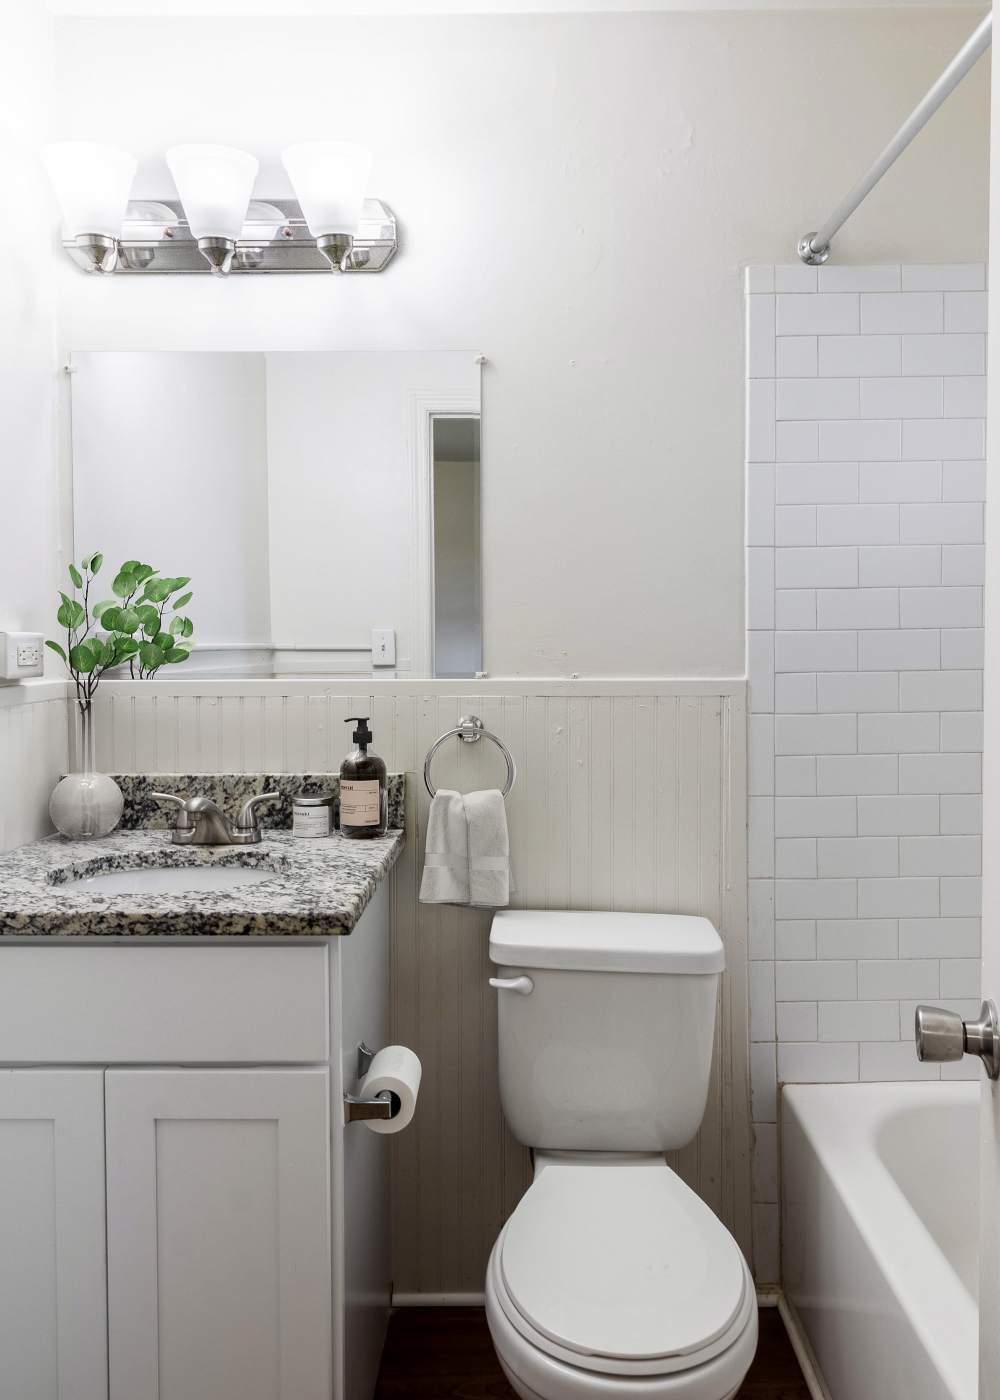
[76,573,94,647]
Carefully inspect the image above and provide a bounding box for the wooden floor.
[374,1305,811,1400]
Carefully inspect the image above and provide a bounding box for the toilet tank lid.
[489,910,724,974]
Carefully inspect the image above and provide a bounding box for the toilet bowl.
[485,911,758,1400]
[484,1154,758,1400]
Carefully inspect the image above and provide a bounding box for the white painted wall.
[0,4,59,646]
[264,352,479,668]
[0,6,64,847]
[51,8,989,677]
[71,352,271,646]
[434,458,482,677]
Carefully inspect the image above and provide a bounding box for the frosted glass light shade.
[165,144,259,241]
[281,141,372,236]
[42,142,137,238]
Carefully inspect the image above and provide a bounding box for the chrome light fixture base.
[197,236,236,277]
[316,231,354,273]
[62,197,398,276]
[72,233,119,275]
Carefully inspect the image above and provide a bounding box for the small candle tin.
[292,790,333,838]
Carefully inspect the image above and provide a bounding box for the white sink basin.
[77,865,279,895]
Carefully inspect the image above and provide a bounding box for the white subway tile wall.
[744,265,985,1231]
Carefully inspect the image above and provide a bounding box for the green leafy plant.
[47,553,195,715]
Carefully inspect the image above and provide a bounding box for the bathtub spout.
[915,1000,1000,1079]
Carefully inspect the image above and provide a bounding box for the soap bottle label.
[341,779,380,827]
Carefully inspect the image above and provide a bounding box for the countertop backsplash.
[112,772,406,832]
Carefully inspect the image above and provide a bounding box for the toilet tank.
[489,910,724,1153]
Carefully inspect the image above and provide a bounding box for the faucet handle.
[152,791,192,829]
[236,791,280,833]
[152,792,220,814]
[151,791,213,835]
[151,791,185,809]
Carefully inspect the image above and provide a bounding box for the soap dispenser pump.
[340,716,388,838]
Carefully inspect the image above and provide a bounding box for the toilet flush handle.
[489,975,534,996]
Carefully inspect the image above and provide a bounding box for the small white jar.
[292,791,333,838]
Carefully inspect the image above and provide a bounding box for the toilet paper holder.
[344,1041,401,1124]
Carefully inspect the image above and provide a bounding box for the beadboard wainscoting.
[91,678,751,1292]
[0,681,69,853]
[745,262,986,1281]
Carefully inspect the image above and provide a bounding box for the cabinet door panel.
[106,1069,332,1400]
[0,1070,108,1400]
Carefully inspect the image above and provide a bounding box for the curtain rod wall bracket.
[797,234,830,267]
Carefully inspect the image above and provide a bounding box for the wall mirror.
[69,351,482,680]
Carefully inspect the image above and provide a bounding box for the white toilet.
[485,910,758,1400]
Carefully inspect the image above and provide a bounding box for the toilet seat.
[487,1256,757,1400]
[489,1157,755,1383]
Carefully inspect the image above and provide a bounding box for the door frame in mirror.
[410,391,482,678]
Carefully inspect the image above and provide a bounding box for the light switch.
[371,628,396,667]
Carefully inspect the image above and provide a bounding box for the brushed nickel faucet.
[152,792,280,846]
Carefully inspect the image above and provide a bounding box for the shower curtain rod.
[798,10,992,265]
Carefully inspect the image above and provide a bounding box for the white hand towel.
[419,789,470,905]
[464,789,511,909]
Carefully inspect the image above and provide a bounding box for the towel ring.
[423,714,516,798]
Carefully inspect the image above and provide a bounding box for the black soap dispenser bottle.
[339,717,388,838]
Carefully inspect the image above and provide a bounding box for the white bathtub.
[782,1083,979,1400]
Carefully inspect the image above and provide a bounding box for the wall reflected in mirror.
[432,416,481,680]
[69,352,482,679]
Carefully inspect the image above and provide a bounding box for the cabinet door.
[105,1069,332,1400]
[0,1069,108,1400]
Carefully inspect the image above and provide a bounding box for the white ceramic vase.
[49,704,123,841]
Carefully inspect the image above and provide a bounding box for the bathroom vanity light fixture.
[45,140,397,277]
[43,141,138,274]
[281,141,373,271]
[165,144,259,276]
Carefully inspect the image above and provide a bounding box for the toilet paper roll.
[356,1045,422,1135]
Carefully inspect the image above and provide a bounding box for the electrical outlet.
[371,628,396,667]
[0,632,45,681]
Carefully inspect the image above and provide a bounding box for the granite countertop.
[0,829,404,939]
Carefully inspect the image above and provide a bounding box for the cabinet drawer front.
[0,946,329,1064]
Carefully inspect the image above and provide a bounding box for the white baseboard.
[392,1291,486,1307]
[776,1293,832,1400]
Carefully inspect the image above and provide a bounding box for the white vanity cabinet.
[105,1069,333,1400]
[0,1070,109,1400]
[0,880,391,1400]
